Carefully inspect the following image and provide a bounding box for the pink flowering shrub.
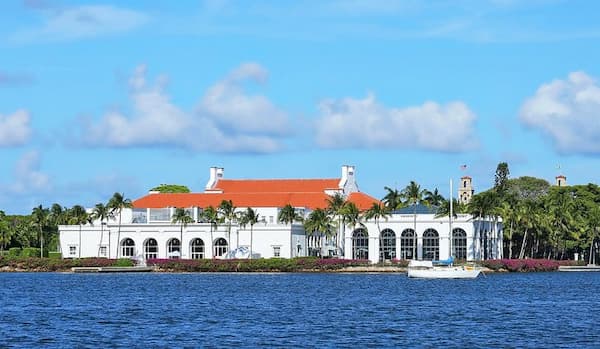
[147,257,371,272]
[481,259,560,272]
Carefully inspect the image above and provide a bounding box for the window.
[99,246,107,257]
[121,238,135,258]
[214,238,228,257]
[149,208,171,222]
[352,228,369,260]
[422,229,439,260]
[167,238,181,259]
[132,209,147,223]
[69,246,77,256]
[191,238,205,259]
[269,216,274,223]
[400,229,415,259]
[379,229,396,261]
[144,238,158,260]
[452,228,467,260]
[273,246,281,257]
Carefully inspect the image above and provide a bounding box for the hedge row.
[148,257,372,272]
[481,259,572,272]
[0,257,134,271]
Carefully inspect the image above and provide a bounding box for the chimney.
[205,167,224,190]
[338,165,358,195]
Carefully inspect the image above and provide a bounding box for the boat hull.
[407,266,481,279]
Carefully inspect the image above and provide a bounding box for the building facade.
[59,166,502,263]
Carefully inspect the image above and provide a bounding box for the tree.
[172,208,194,259]
[31,205,49,258]
[108,193,133,258]
[0,211,10,253]
[218,200,238,250]
[362,202,390,262]
[49,203,67,253]
[200,206,221,258]
[382,186,403,210]
[494,162,510,196]
[150,184,191,193]
[424,188,445,207]
[468,191,499,260]
[91,203,113,258]
[341,202,363,238]
[240,207,260,259]
[326,193,347,256]
[303,208,334,257]
[401,181,430,259]
[277,204,303,226]
[68,205,90,258]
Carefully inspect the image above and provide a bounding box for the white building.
[59,166,502,263]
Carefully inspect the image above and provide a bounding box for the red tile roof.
[133,191,379,211]
[213,179,340,193]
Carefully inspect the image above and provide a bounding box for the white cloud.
[520,71,600,154]
[315,94,478,152]
[80,63,290,153]
[12,5,148,42]
[0,109,32,146]
[8,150,51,194]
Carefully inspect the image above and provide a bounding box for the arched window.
[191,238,205,259]
[214,238,228,257]
[144,238,158,260]
[379,229,396,261]
[422,229,439,260]
[167,238,181,259]
[452,228,467,260]
[400,229,415,260]
[121,238,135,258]
[352,228,369,260]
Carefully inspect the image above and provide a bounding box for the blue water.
[0,272,599,348]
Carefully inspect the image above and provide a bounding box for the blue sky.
[2,0,600,214]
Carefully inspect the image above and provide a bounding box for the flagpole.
[450,178,453,260]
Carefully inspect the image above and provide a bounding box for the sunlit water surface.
[1,272,599,348]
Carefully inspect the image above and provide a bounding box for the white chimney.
[205,167,224,190]
[338,165,358,195]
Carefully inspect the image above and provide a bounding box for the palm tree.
[218,200,238,250]
[240,207,260,259]
[278,204,303,226]
[401,181,430,259]
[382,186,403,210]
[278,204,304,256]
[303,208,334,257]
[31,205,49,258]
[68,205,90,258]
[91,203,113,258]
[172,208,194,259]
[49,203,67,254]
[108,192,133,258]
[200,206,220,258]
[425,188,445,207]
[362,202,390,262]
[0,210,8,253]
[341,201,363,235]
[326,193,347,256]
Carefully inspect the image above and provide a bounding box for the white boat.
[407,178,481,279]
[407,259,481,279]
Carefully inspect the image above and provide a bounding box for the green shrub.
[8,248,21,257]
[22,247,41,257]
[48,252,62,259]
[114,258,134,267]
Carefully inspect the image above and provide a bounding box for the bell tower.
[458,176,474,204]
[555,175,567,187]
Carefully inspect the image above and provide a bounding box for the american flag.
[460,164,467,170]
